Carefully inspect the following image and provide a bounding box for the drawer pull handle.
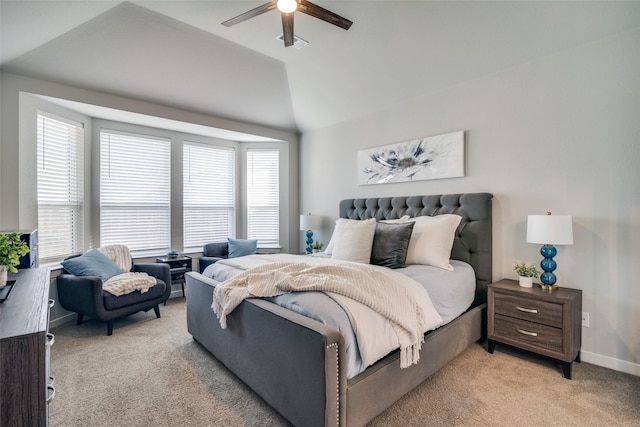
[46,385,56,404]
[516,306,538,314]
[49,375,55,386]
[517,329,538,337]
[49,299,55,308]
[46,333,55,347]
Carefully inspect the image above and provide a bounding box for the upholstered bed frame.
[185,193,493,426]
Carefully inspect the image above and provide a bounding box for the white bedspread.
[211,254,443,369]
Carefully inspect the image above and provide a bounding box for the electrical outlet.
[582,312,590,327]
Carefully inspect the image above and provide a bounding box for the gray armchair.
[199,242,229,273]
[57,255,172,335]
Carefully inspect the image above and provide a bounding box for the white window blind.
[36,112,84,264]
[183,142,235,253]
[246,149,279,247]
[100,130,170,256]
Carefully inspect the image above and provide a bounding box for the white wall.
[300,28,640,375]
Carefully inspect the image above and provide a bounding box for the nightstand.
[487,279,582,379]
[155,255,192,298]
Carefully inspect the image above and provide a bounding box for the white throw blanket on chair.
[99,244,133,272]
[98,244,156,296]
[102,272,157,296]
[212,260,442,368]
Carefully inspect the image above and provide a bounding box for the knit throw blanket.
[98,244,133,272]
[212,261,430,368]
[98,244,155,296]
[102,272,157,296]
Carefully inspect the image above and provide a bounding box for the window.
[100,130,170,255]
[183,142,235,252]
[246,149,279,247]
[36,112,84,264]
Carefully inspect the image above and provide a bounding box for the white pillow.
[329,218,377,263]
[405,214,462,270]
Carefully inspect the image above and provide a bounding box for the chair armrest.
[56,274,104,316]
[133,263,172,301]
[199,256,223,274]
[133,263,171,285]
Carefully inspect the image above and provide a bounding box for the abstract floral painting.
[357,131,464,185]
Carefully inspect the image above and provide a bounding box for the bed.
[185,192,493,427]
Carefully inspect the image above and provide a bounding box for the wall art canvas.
[357,130,464,185]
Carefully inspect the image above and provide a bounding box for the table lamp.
[526,212,573,291]
[300,214,323,254]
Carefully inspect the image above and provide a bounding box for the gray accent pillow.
[61,249,123,282]
[370,222,415,269]
[228,238,258,258]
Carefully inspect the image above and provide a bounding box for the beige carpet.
[50,299,640,426]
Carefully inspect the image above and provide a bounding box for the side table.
[155,255,192,299]
[487,279,582,379]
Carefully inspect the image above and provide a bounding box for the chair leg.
[153,305,161,319]
[77,313,84,325]
[107,320,114,336]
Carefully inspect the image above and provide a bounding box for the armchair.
[199,242,229,273]
[57,248,172,335]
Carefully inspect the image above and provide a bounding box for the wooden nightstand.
[487,279,582,379]
[156,255,192,298]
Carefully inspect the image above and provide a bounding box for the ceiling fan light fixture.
[276,0,298,14]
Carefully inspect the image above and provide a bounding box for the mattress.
[203,254,475,378]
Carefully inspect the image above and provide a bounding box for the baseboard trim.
[50,312,76,329]
[170,289,185,299]
[50,292,184,328]
[581,350,640,377]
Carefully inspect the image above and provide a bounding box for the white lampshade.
[300,214,323,231]
[526,214,574,245]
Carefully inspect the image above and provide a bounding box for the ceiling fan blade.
[297,0,353,30]
[281,13,295,47]
[222,2,277,27]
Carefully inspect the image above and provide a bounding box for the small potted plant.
[0,232,30,289]
[311,241,324,253]
[513,261,540,288]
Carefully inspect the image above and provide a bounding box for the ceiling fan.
[222,0,353,47]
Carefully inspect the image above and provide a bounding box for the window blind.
[246,149,279,247]
[100,130,170,256]
[36,112,84,264]
[183,142,235,253]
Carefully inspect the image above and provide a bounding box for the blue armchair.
[57,252,171,335]
[199,242,229,273]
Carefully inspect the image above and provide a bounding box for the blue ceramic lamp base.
[305,230,314,254]
[539,244,559,291]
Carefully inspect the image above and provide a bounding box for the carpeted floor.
[49,298,640,426]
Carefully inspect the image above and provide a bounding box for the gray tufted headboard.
[339,193,493,306]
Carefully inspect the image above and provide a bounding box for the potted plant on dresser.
[513,261,540,288]
[0,232,30,288]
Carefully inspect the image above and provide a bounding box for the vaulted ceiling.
[2,1,638,134]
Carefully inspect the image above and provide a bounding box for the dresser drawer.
[494,292,563,328]
[493,314,563,354]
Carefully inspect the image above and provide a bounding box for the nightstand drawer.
[494,293,563,328]
[493,314,563,354]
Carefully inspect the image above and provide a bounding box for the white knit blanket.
[98,244,132,272]
[103,272,157,296]
[212,260,442,368]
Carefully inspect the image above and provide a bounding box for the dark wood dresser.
[487,279,582,379]
[0,267,53,426]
